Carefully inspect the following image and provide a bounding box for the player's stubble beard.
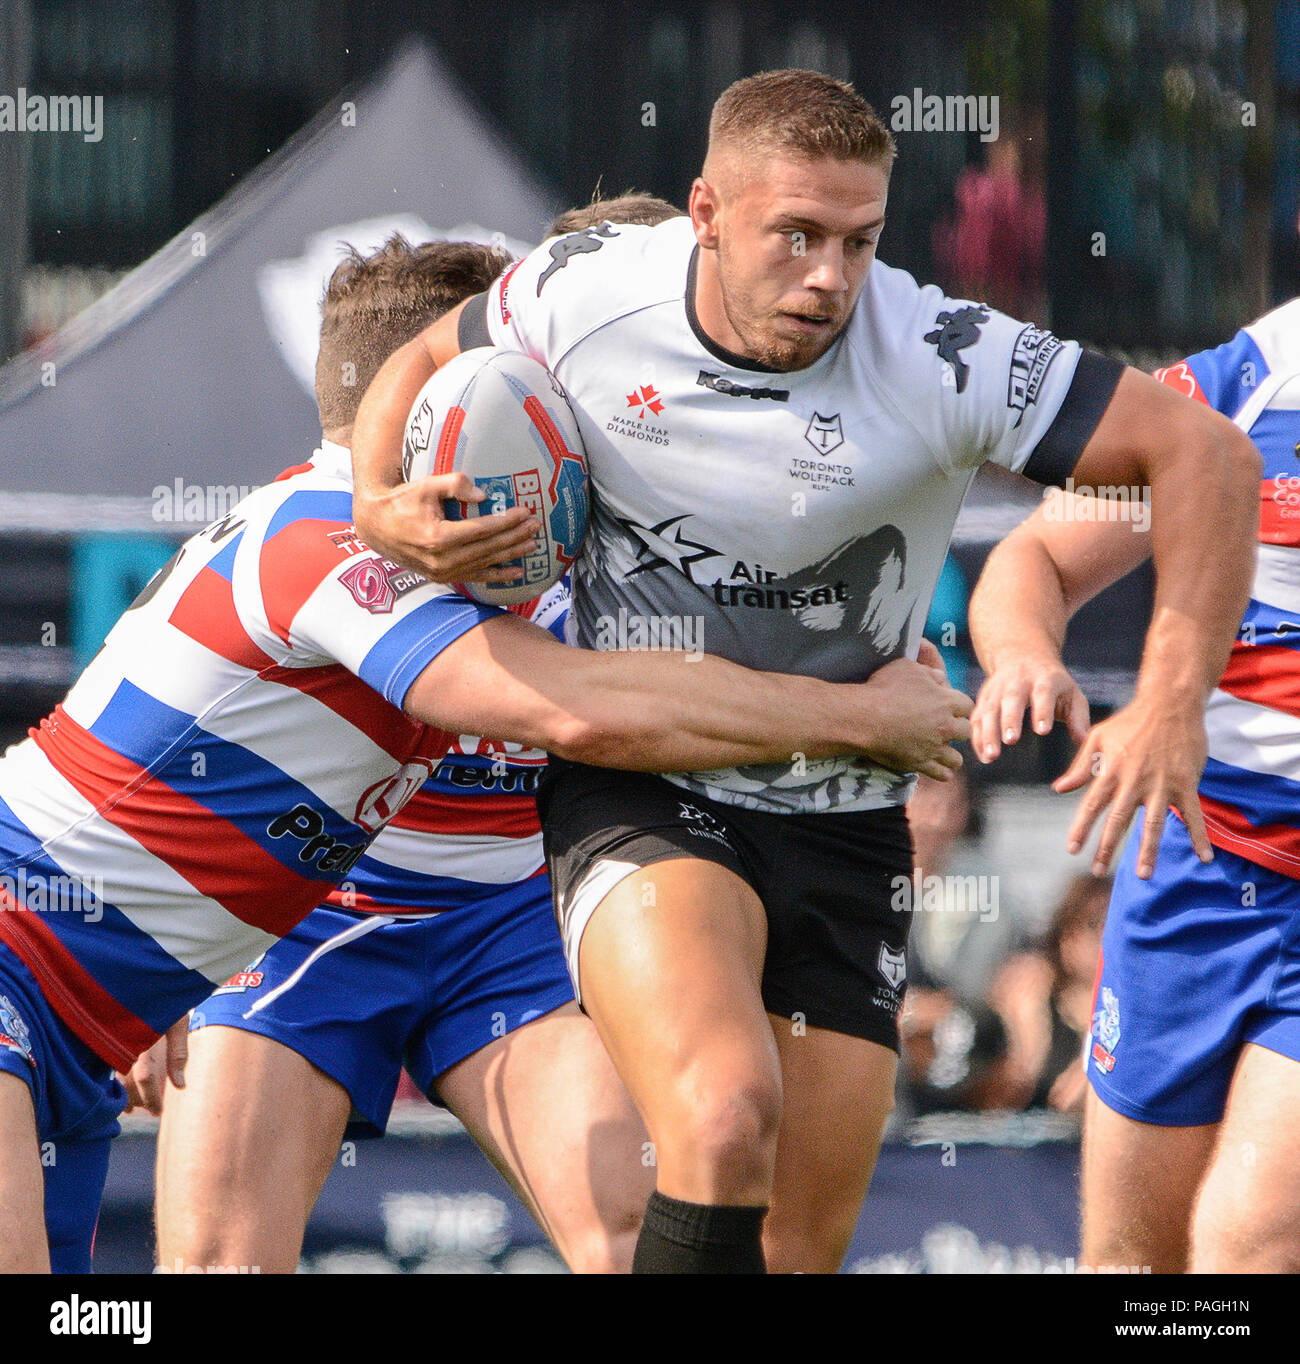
[714,232,854,373]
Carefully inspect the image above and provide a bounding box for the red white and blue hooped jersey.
[321,582,568,918]
[0,441,506,1070]
[1154,298,1300,879]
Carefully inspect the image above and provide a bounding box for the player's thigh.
[764,1020,896,1274]
[1192,1042,1300,1272]
[436,1001,652,1273]
[1081,1086,1216,1273]
[0,1071,49,1272]
[155,1024,351,1273]
[578,858,782,1190]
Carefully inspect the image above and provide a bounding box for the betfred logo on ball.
[402,348,590,606]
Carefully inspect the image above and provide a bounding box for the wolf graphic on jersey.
[596,512,915,658]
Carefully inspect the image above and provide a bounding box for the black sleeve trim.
[1021,350,1126,487]
[457,291,491,351]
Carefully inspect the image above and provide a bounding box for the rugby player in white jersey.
[0,233,971,1275]
[148,204,690,1276]
[968,298,1300,1273]
[349,70,1260,1272]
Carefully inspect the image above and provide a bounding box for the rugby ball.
[402,347,589,606]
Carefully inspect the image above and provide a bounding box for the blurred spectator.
[898,987,1010,1117]
[932,117,1046,323]
[898,769,1018,1118]
[987,872,1112,1112]
[906,769,1022,1002]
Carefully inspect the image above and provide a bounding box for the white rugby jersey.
[0,442,502,1069]
[461,216,1119,812]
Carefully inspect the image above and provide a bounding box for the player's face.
[699,154,889,370]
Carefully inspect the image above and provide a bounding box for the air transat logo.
[610,514,915,660]
[621,514,721,579]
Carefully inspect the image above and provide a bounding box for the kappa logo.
[697,370,790,403]
[924,305,990,394]
[804,411,844,454]
[877,943,907,991]
[1091,985,1121,1074]
[536,223,619,294]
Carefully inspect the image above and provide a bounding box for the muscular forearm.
[404,613,965,777]
[352,336,440,505]
[969,526,1072,675]
[554,647,867,772]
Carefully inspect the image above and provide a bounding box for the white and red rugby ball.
[402,347,589,606]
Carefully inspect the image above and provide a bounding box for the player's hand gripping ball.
[402,347,590,606]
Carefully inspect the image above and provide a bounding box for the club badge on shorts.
[0,994,35,1066]
[877,943,907,991]
[1091,986,1121,1073]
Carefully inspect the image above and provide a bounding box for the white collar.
[312,438,352,480]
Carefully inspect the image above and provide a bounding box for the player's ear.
[690,177,722,248]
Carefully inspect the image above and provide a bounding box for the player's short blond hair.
[707,68,896,174]
[315,235,511,430]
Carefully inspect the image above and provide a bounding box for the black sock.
[631,1191,768,1273]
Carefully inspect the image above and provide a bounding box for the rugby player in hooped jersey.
[0,242,972,1275]
[350,68,1261,1274]
[969,297,1300,1274]
[151,204,689,1277]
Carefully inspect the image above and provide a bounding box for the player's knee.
[1193,1190,1300,1273]
[670,1074,783,1188]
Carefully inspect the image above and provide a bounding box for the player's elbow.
[1185,406,1263,494]
[1225,420,1264,485]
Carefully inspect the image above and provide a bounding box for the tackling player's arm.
[980,367,1260,878]
[402,612,972,780]
[968,503,1147,762]
[350,299,532,583]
